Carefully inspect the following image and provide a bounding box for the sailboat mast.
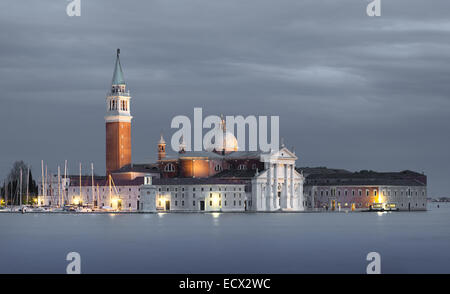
[97,184,99,208]
[45,165,48,202]
[26,166,30,205]
[109,174,112,206]
[64,160,67,206]
[79,162,82,205]
[41,160,44,198]
[91,163,94,207]
[4,181,7,208]
[19,168,22,207]
[58,166,61,207]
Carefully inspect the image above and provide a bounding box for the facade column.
[273,163,278,210]
[283,164,288,209]
[290,164,295,209]
[266,162,272,210]
[259,183,263,211]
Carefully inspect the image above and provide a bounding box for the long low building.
[300,168,427,211]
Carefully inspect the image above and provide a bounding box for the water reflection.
[212,212,221,226]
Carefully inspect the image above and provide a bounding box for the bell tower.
[158,134,166,160]
[105,49,132,175]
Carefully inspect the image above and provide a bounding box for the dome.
[205,131,238,153]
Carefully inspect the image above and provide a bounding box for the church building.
[63,49,306,212]
[36,49,427,212]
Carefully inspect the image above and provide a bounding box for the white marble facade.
[251,148,304,211]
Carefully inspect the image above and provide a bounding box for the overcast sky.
[0,0,449,196]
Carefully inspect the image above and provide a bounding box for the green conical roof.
[112,49,126,85]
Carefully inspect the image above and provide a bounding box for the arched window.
[215,164,222,172]
[238,164,247,170]
[164,163,175,172]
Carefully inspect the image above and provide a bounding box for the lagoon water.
[1,203,449,274]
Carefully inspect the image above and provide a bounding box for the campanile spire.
[105,49,132,175]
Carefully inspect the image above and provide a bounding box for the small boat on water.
[75,206,92,213]
[367,203,399,212]
[32,206,51,212]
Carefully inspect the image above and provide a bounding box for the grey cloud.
[0,0,449,196]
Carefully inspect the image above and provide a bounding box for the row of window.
[158,186,243,192]
[169,200,244,207]
[313,188,425,197]
[163,163,259,173]
[73,187,138,192]
[72,195,139,201]
[172,192,242,199]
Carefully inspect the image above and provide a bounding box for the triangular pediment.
[274,147,297,160]
[259,147,298,164]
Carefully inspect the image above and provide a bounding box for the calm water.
[0,203,449,274]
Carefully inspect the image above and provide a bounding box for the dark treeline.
[1,161,39,205]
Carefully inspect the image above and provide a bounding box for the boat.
[75,206,92,213]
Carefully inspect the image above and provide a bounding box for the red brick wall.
[106,122,131,174]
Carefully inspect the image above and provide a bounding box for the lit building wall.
[304,184,427,211]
